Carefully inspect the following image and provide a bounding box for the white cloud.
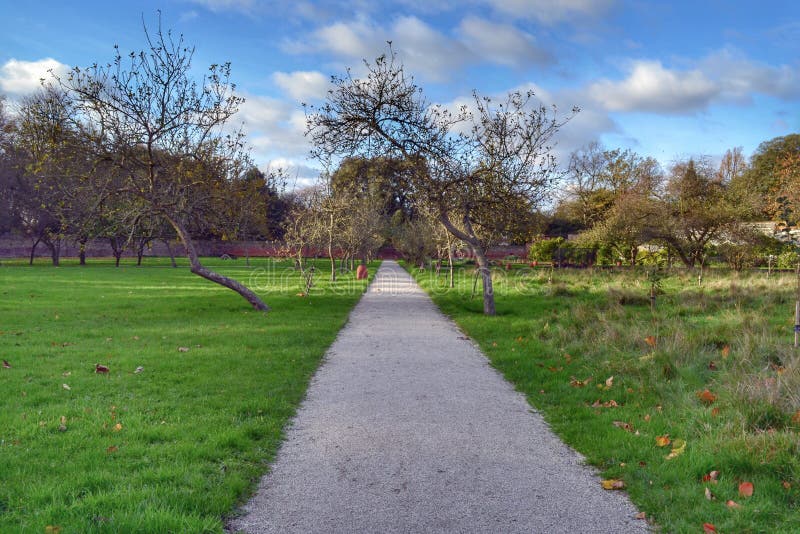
[484,0,615,24]
[701,49,800,102]
[589,61,719,113]
[0,58,69,96]
[272,70,330,102]
[458,16,550,67]
[283,16,471,82]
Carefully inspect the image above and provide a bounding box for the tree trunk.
[167,217,269,312]
[329,249,336,281]
[79,237,87,266]
[43,235,61,266]
[438,213,496,315]
[29,236,41,265]
[163,239,177,268]
[447,243,454,289]
[109,237,123,268]
[472,245,496,316]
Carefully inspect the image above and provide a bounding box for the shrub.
[528,237,565,262]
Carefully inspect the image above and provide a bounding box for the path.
[229,261,648,533]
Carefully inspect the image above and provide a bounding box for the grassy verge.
[408,263,800,533]
[0,257,376,533]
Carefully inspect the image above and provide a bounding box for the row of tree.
[548,135,800,268]
[2,19,796,315]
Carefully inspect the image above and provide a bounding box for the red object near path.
[356,264,368,280]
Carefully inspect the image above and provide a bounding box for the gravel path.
[229,261,648,533]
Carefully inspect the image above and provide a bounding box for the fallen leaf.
[106,445,118,454]
[2,359,10,369]
[58,415,67,432]
[655,435,671,447]
[726,499,741,509]
[95,363,110,373]
[791,410,800,425]
[738,481,754,498]
[783,481,792,490]
[45,526,62,534]
[134,366,144,374]
[634,512,646,520]
[62,371,71,377]
[711,407,720,417]
[666,439,687,459]
[697,389,717,405]
[721,345,730,358]
[613,421,635,432]
[570,376,592,387]
[564,353,572,363]
[703,523,717,533]
[702,471,720,483]
[705,487,715,500]
[113,423,123,432]
[132,335,140,340]
[62,383,71,391]
[605,376,614,388]
[708,360,717,370]
[643,414,651,422]
[645,336,657,348]
[178,346,189,352]
[601,479,626,490]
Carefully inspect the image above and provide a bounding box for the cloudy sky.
[1,0,798,185]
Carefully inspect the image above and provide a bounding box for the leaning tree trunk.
[167,217,269,312]
[438,214,496,315]
[29,235,42,265]
[162,239,177,268]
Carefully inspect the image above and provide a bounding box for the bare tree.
[56,18,268,310]
[307,49,574,314]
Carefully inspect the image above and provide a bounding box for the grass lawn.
[409,263,800,534]
[0,257,376,533]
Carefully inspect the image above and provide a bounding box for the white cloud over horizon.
[588,60,719,114]
[272,70,330,102]
[0,58,69,96]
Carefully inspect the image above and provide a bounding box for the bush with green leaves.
[528,237,565,262]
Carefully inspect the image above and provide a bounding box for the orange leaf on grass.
[739,481,754,498]
[721,345,730,358]
[703,523,717,533]
[726,499,741,509]
[702,470,719,483]
[644,336,657,347]
[655,435,671,447]
[696,389,717,405]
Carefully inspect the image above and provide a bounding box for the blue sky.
[1,0,798,185]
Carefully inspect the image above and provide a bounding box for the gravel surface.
[228,261,649,533]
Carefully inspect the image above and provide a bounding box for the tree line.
[1,20,797,314]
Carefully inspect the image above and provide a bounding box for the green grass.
[0,257,376,533]
[408,263,800,534]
